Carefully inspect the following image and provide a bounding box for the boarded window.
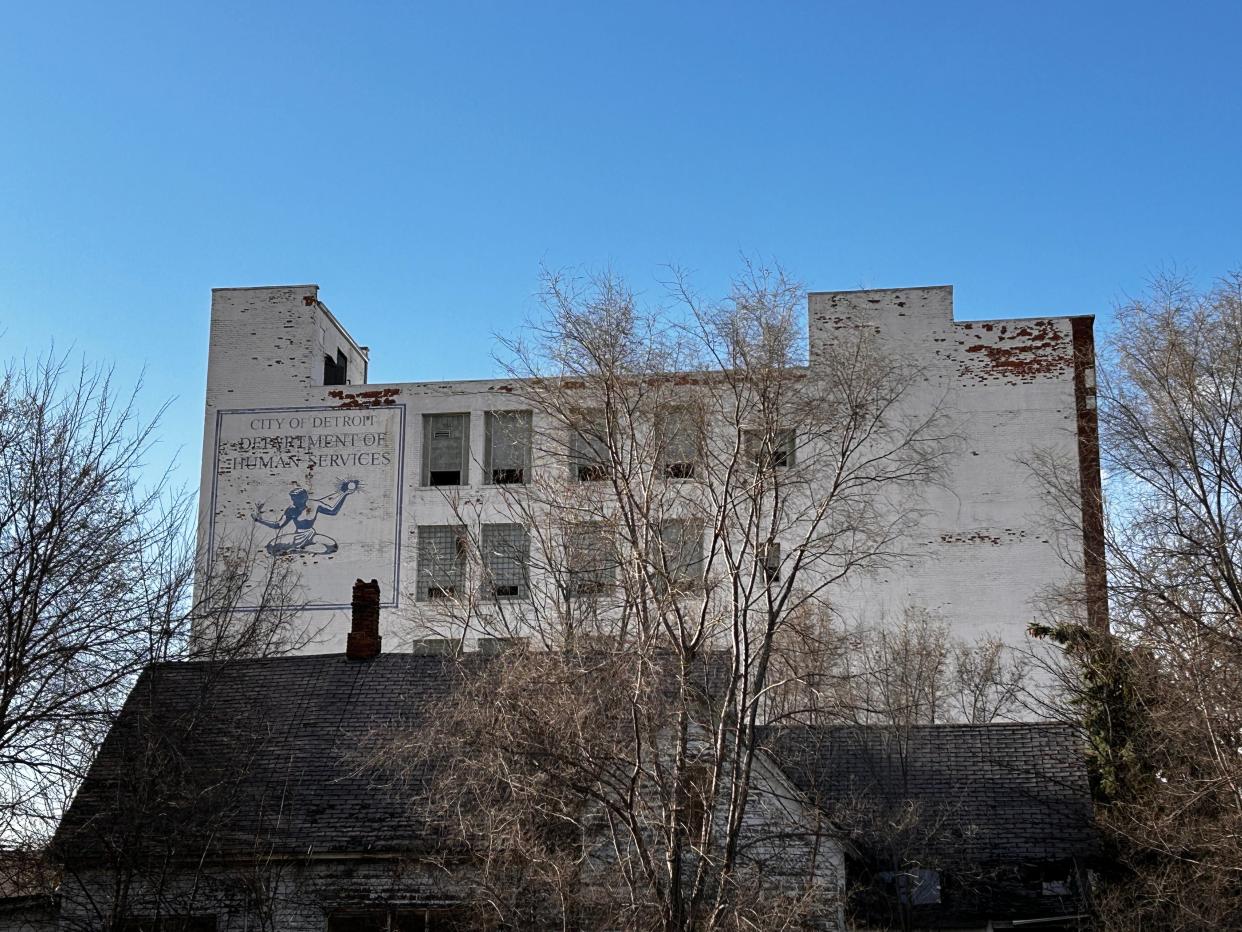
[485,410,532,484]
[570,412,611,481]
[658,519,704,591]
[481,523,529,598]
[656,408,699,480]
[417,525,467,600]
[422,413,470,486]
[566,524,615,596]
[743,427,796,469]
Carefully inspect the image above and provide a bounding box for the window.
[656,408,699,480]
[743,428,796,469]
[657,520,704,591]
[481,523,529,598]
[422,413,470,486]
[417,525,467,600]
[485,410,532,484]
[677,764,711,840]
[566,524,616,596]
[759,541,781,582]
[324,349,348,386]
[570,412,611,481]
[328,909,469,932]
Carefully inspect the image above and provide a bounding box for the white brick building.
[197,283,1103,654]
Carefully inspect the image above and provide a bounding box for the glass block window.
[658,519,704,590]
[570,411,611,481]
[566,523,616,596]
[743,427,796,469]
[656,408,699,480]
[422,413,470,486]
[485,410,532,485]
[481,523,529,599]
[416,525,467,601]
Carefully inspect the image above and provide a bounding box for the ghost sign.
[208,404,406,609]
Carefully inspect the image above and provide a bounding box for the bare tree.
[0,349,310,925]
[0,353,194,849]
[1031,271,1242,930]
[360,262,954,930]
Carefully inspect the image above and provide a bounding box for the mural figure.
[252,478,361,556]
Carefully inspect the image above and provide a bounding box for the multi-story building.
[198,282,1103,655]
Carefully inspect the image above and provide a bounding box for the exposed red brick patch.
[329,387,402,408]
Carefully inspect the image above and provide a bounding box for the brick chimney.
[346,578,382,660]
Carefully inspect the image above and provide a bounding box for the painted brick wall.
[196,284,1093,659]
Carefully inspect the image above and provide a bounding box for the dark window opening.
[760,542,781,582]
[422,413,470,487]
[485,410,532,485]
[570,414,612,482]
[677,764,711,840]
[324,350,348,386]
[656,408,700,481]
[744,428,796,470]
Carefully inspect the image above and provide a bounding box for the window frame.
[655,407,700,481]
[484,409,532,485]
[480,522,530,599]
[565,523,616,597]
[416,524,469,601]
[743,427,796,470]
[421,413,471,487]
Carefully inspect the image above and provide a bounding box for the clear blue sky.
[2,1,1240,494]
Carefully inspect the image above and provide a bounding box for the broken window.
[657,519,704,591]
[743,427,796,469]
[656,408,699,480]
[324,349,348,386]
[570,411,611,481]
[416,525,468,601]
[422,413,470,486]
[485,410,532,484]
[481,523,529,599]
[759,541,781,582]
[566,523,616,597]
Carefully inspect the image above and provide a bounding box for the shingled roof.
[53,652,465,864]
[760,723,1097,864]
[55,652,1097,875]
